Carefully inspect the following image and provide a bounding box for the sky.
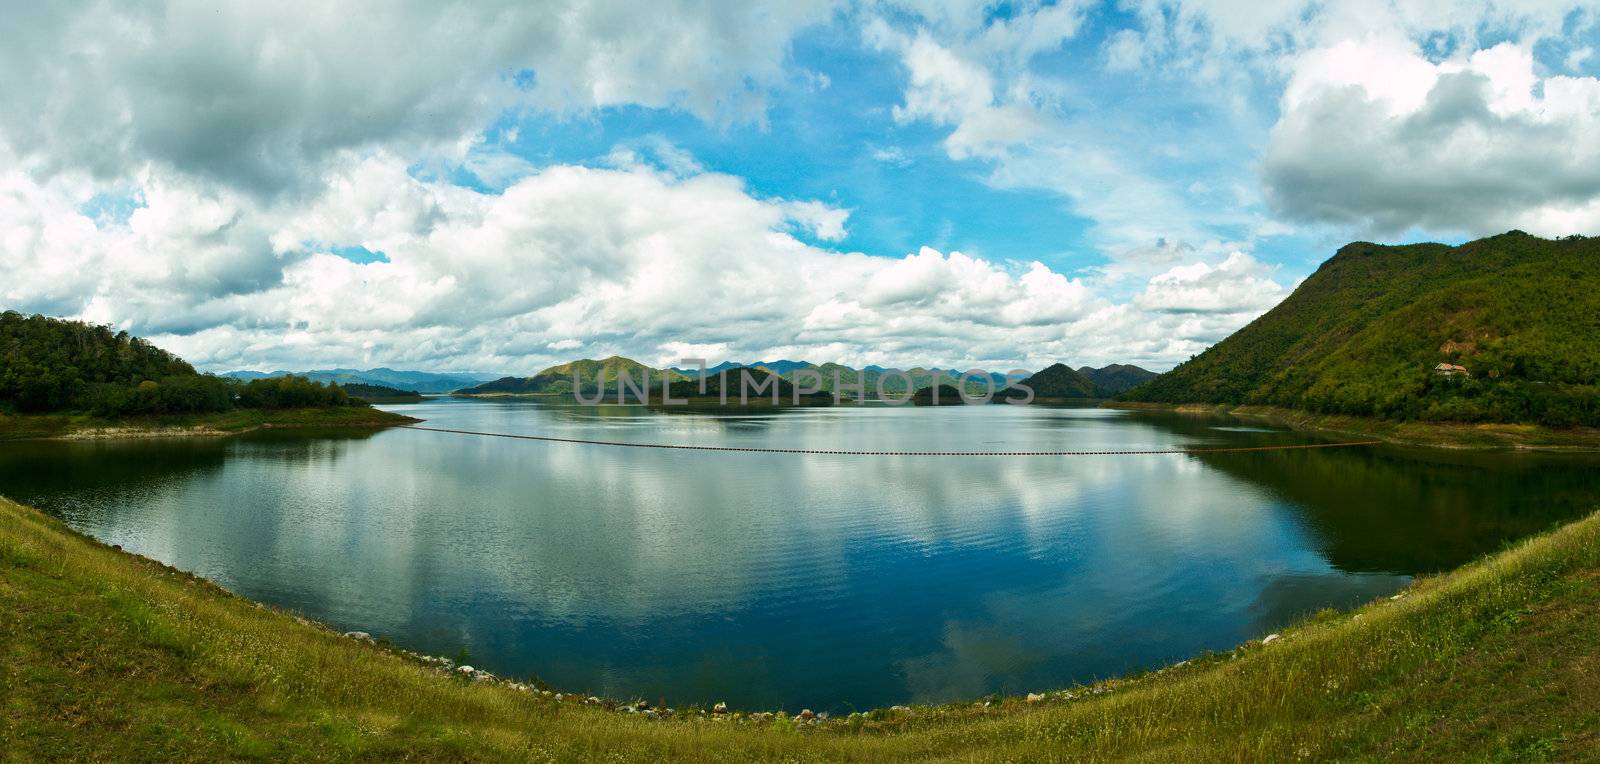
[2,1,1599,374]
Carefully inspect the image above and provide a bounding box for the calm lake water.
[3,398,1597,711]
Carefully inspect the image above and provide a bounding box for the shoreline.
[1105,401,1600,451]
[4,492,1598,758]
[0,407,421,442]
[0,494,1428,719]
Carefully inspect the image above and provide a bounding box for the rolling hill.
[910,384,966,405]
[0,312,410,433]
[1,312,195,413]
[669,362,1027,399]
[1078,364,1158,394]
[1003,363,1105,401]
[458,357,687,397]
[1122,231,1600,427]
[663,366,832,405]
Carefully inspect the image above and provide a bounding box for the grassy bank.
[0,407,420,441]
[2,495,1597,761]
[1109,401,1600,451]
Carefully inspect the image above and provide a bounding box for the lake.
[3,398,1596,712]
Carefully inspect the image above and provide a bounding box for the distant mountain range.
[460,357,689,396]
[219,368,496,394]
[460,358,1156,402]
[219,359,1159,400]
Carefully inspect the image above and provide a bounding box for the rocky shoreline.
[328,622,1292,727]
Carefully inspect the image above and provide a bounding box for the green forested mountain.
[773,363,1019,399]
[0,312,359,416]
[1078,364,1158,394]
[664,366,832,404]
[1122,232,1600,426]
[464,358,1022,400]
[458,357,687,396]
[1003,363,1105,400]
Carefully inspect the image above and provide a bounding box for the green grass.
[0,407,419,441]
[2,494,1598,761]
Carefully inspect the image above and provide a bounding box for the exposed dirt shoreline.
[0,408,421,442]
[1105,401,1600,451]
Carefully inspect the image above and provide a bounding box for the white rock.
[1026,692,1045,703]
[1262,633,1281,645]
[456,665,475,675]
[342,631,372,641]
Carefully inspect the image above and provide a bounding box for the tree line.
[1,312,360,416]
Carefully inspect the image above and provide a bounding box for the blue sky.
[460,6,1294,286]
[3,1,1599,373]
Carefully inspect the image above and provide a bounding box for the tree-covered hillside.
[664,367,832,404]
[781,363,1018,399]
[1,312,195,412]
[1078,364,1157,394]
[910,384,966,405]
[458,357,687,396]
[1003,363,1104,400]
[0,312,360,416]
[1122,232,1600,426]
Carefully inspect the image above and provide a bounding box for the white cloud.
[1134,251,1289,314]
[1568,46,1595,71]
[1104,29,1147,72]
[6,1,1380,375]
[870,146,913,166]
[0,0,837,194]
[781,200,852,241]
[869,6,1266,256]
[1264,39,1600,235]
[1116,0,1593,67]
[1,151,1285,373]
[875,0,1600,253]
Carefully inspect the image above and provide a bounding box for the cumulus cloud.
[0,0,836,194]
[1134,251,1289,314]
[1,150,1285,373]
[1264,40,1600,235]
[3,0,1345,374]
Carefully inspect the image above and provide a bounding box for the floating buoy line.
[398,425,1382,457]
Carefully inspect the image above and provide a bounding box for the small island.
[910,384,966,405]
[339,383,426,404]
